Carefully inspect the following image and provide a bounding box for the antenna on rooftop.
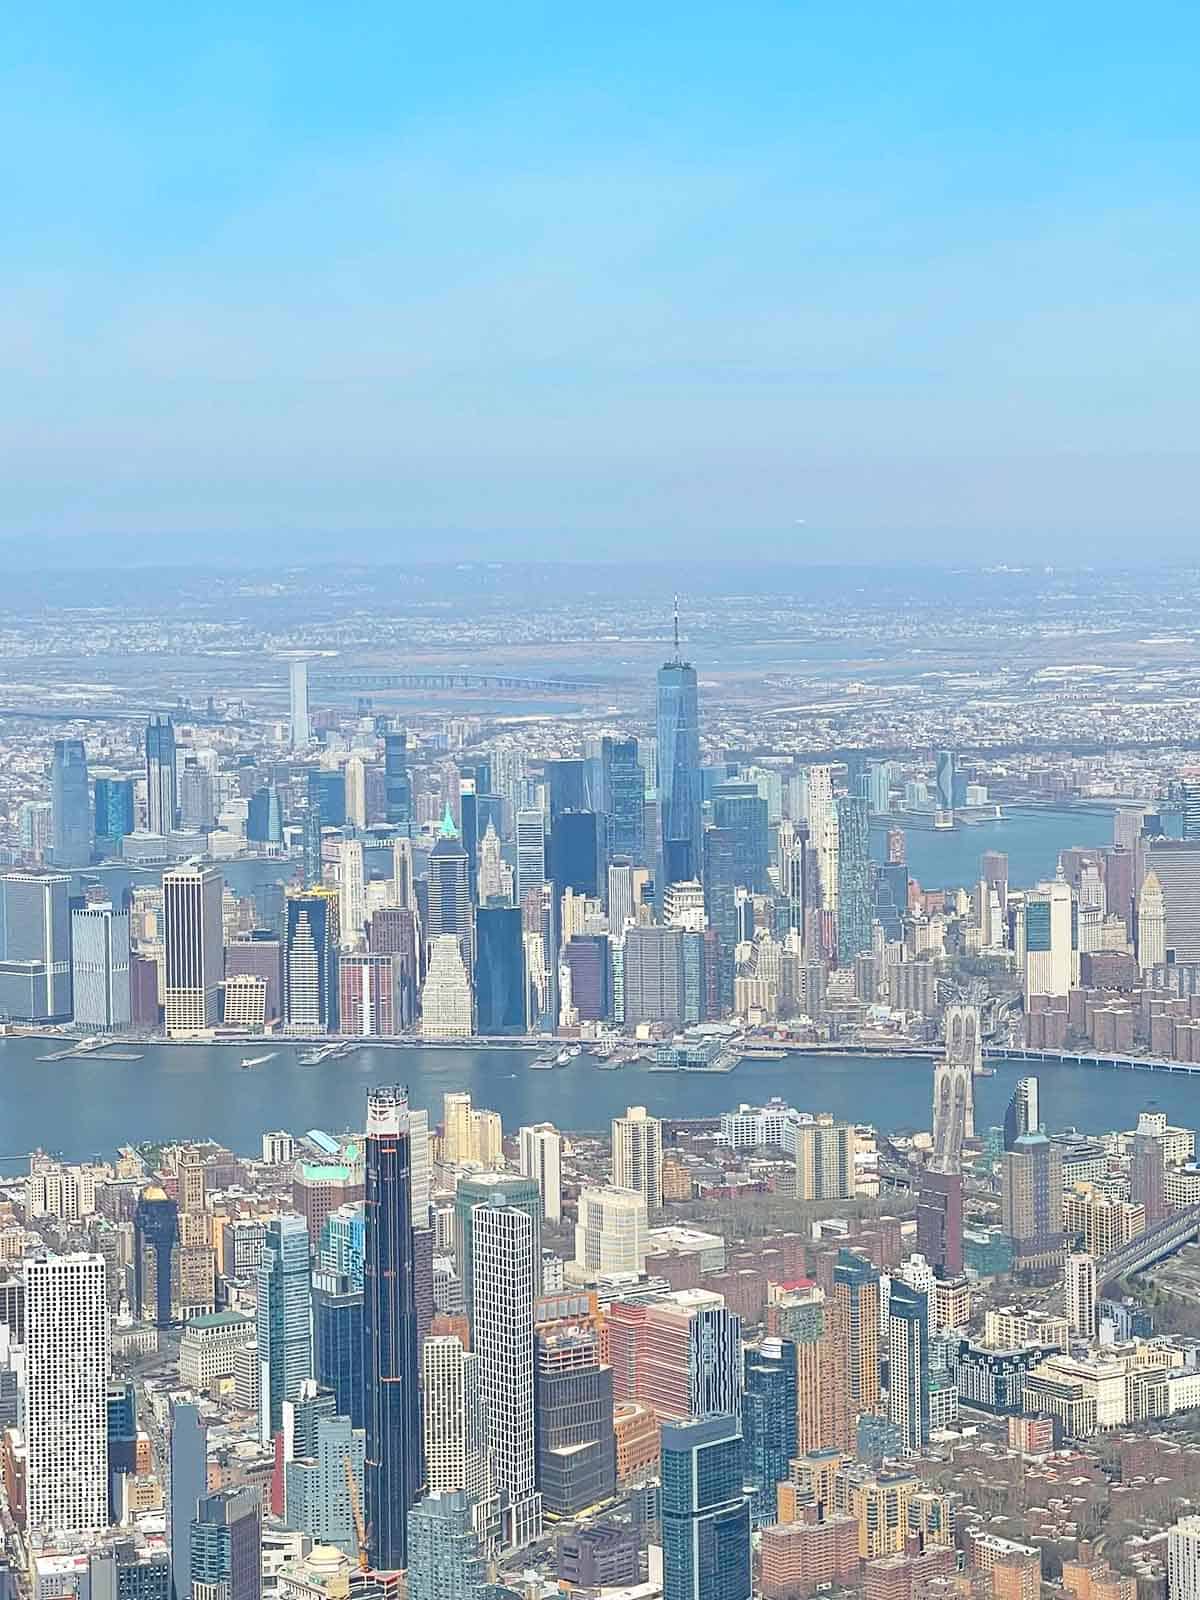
[673,594,681,660]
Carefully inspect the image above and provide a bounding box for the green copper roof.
[439,803,458,839]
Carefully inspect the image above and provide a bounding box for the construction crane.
[343,1455,368,1573]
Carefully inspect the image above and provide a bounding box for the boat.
[740,1046,788,1061]
[240,1052,276,1070]
[567,1044,582,1058]
[555,1048,572,1066]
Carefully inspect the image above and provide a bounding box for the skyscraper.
[246,785,283,845]
[742,1337,797,1528]
[1003,1076,1040,1151]
[1001,1131,1065,1276]
[832,1248,882,1419]
[603,736,645,864]
[288,660,311,749]
[145,713,178,835]
[428,807,472,958]
[169,1402,207,1600]
[1065,1253,1098,1340]
[94,775,136,857]
[887,1279,929,1454]
[363,1086,422,1572]
[660,1414,752,1600]
[471,1195,542,1547]
[71,902,131,1030]
[550,810,604,901]
[257,1215,313,1446]
[836,794,872,963]
[406,1490,489,1600]
[1130,1130,1166,1227]
[338,839,366,949]
[163,864,225,1034]
[420,934,474,1038]
[190,1488,261,1600]
[612,1105,663,1212]
[712,784,770,894]
[474,907,527,1034]
[25,1253,109,1533]
[284,889,340,1033]
[657,607,701,887]
[384,730,412,833]
[0,870,72,1022]
[454,1172,541,1329]
[935,750,956,817]
[622,925,686,1029]
[135,1184,179,1328]
[515,809,547,905]
[641,1290,743,1423]
[519,1123,563,1223]
[312,1269,364,1429]
[421,1336,493,1522]
[535,1320,615,1517]
[1137,870,1167,970]
[50,738,91,867]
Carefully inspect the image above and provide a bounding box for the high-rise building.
[550,810,605,903]
[94,775,136,856]
[612,1105,663,1212]
[887,1279,929,1454]
[515,809,547,906]
[338,839,367,949]
[835,795,872,963]
[169,1402,207,1600]
[135,1184,179,1328]
[312,1269,363,1429]
[420,934,474,1038]
[288,661,311,749]
[622,925,686,1028]
[742,1337,797,1528]
[603,737,645,864]
[257,1215,313,1446]
[145,714,178,834]
[337,952,394,1036]
[163,864,224,1034]
[454,1172,541,1329]
[792,1119,855,1201]
[832,1248,882,1419]
[712,784,770,894]
[1169,1516,1200,1600]
[661,1413,752,1600]
[362,1087,422,1572]
[25,1253,109,1533]
[935,750,956,816]
[1003,1076,1040,1151]
[1130,1130,1166,1227]
[1016,880,1079,998]
[657,614,702,887]
[535,1320,615,1517]
[283,1398,364,1557]
[519,1123,563,1223]
[71,902,131,1030]
[917,1167,964,1279]
[0,870,72,1022]
[190,1487,261,1600]
[246,784,283,845]
[474,906,527,1034]
[51,737,92,867]
[284,890,340,1032]
[427,807,472,959]
[383,730,412,833]
[799,765,838,913]
[1137,870,1167,969]
[1001,1131,1065,1276]
[406,1490,488,1600]
[472,1196,542,1547]
[574,1186,648,1275]
[422,1336,493,1524]
[1065,1252,1098,1340]
[641,1289,743,1423]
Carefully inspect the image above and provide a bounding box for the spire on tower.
[673,594,681,661]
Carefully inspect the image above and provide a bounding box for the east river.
[2,1040,1197,1163]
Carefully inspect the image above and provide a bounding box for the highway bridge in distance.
[1100,1203,1200,1287]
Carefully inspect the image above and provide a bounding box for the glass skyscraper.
[741,1337,797,1527]
[364,1086,422,1572]
[602,737,645,864]
[190,1489,261,1600]
[712,784,769,893]
[836,794,872,964]
[657,631,701,887]
[661,1414,752,1600]
[474,907,527,1034]
[50,738,91,867]
[145,713,177,836]
[257,1215,313,1445]
[384,729,412,833]
[313,1269,364,1429]
[169,1402,207,1600]
[94,776,136,856]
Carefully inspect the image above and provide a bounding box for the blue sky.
[3,2,1199,564]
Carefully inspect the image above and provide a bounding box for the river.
[1,1039,1195,1163]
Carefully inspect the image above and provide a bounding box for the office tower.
[612,1105,663,1212]
[312,1271,364,1429]
[550,809,604,901]
[338,839,366,948]
[422,1337,492,1513]
[798,765,838,912]
[145,713,178,833]
[406,1490,488,1600]
[887,1279,929,1454]
[544,757,585,819]
[284,890,340,1032]
[657,608,702,887]
[623,924,686,1030]
[289,660,311,748]
[836,794,872,963]
[777,818,807,935]
[641,1290,743,1423]
[917,1167,963,1279]
[308,768,346,831]
[363,1086,422,1572]
[712,784,770,893]
[25,1253,109,1533]
[93,775,136,858]
[190,1488,262,1600]
[935,750,955,816]
[169,1403,207,1600]
[1017,880,1079,997]
[1065,1253,1098,1340]
[455,1172,540,1314]
[343,755,367,830]
[428,807,471,952]
[574,1186,648,1275]
[246,784,282,845]
[178,755,215,831]
[420,934,474,1037]
[516,808,548,905]
[661,1414,752,1600]
[163,863,224,1034]
[1130,1130,1166,1226]
[1001,1131,1065,1275]
[1169,1517,1200,1600]
[519,1123,563,1222]
[742,1337,797,1528]
[0,869,72,1022]
[603,736,645,863]
[477,820,505,903]
[1137,869,1167,969]
[535,1320,615,1517]
[559,935,608,1022]
[226,933,284,1023]
[792,1119,855,1200]
[135,1184,179,1327]
[474,906,527,1033]
[1003,1076,1040,1151]
[866,760,892,815]
[382,729,411,832]
[337,952,393,1036]
[71,901,131,1030]
[50,737,91,866]
[832,1248,882,1416]
[472,1196,542,1547]
[257,1215,313,1446]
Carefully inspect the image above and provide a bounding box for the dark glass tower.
[474,907,527,1034]
[145,714,177,836]
[712,784,769,893]
[190,1488,261,1600]
[94,777,136,856]
[427,809,471,957]
[384,730,412,834]
[656,610,701,888]
[364,1086,422,1572]
[246,786,282,844]
[50,738,91,867]
[602,737,645,864]
[313,1270,364,1429]
[134,1185,179,1329]
[741,1337,797,1528]
[307,770,346,829]
[550,810,604,901]
[169,1402,207,1600]
[661,1414,751,1600]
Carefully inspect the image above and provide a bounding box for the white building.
[163,863,225,1034]
[1169,1517,1200,1600]
[720,1101,805,1154]
[70,904,131,1030]
[339,840,367,949]
[1065,1253,1098,1341]
[421,1335,497,1548]
[612,1105,663,1211]
[518,1123,562,1223]
[25,1253,109,1532]
[574,1187,648,1276]
[179,1310,256,1391]
[420,935,474,1038]
[472,1202,542,1550]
